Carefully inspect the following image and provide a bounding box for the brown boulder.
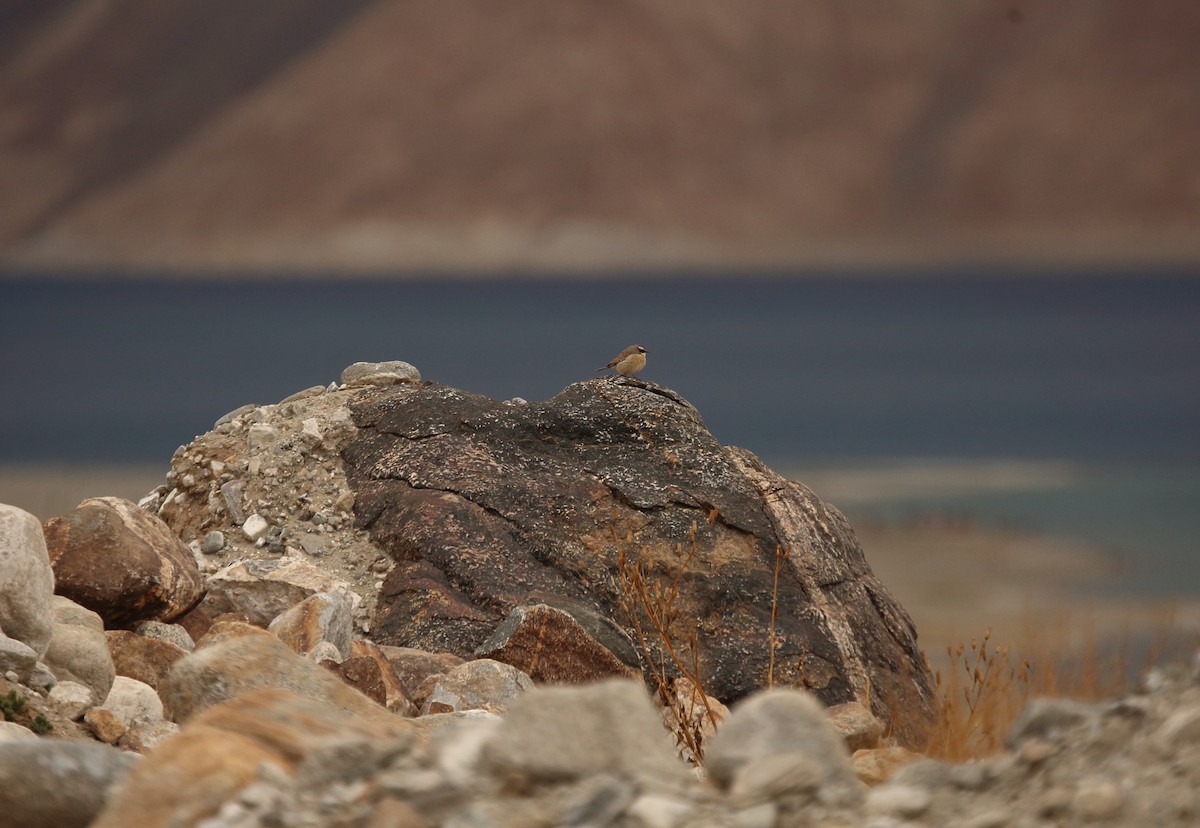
[476,602,640,684]
[268,590,354,658]
[348,640,416,716]
[43,497,205,626]
[322,656,388,711]
[91,688,415,828]
[163,628,400,726]
[376,645,463,701]
[343,380,936,745]
[105,630,188,692]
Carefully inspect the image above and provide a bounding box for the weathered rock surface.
[163,628,402,726]
[43,598,115,697]
[421,658,534,716]
[0,720,38,742]
[341,360,422,387]
[106,630,188,692]
[0,634,39,682]
[480,679,690,789]
[0,740,139,828]
[827,700,884,752]
[378,645,463,702]
[42,497,205,626]
[268,589,354,659]
[346,639,416,715]
[200,558,360,627]
[42,617,116,703]
[344,379,936,742]
[0,504,56,657]
[91,688,414,828]
[46,680,95,720]
[133,620,195,652]
[100,675,164,728]
[475,601,641,684]
[148,387,382,631]
[706,688,861,808]
[83,708,126,745]
[150,376,936,744]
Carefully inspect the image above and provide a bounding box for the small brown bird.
[598,344,647,377]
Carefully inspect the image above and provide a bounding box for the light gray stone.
[0,721,37,742]
[242,514,270,541]
[0,634,38,682]
[41,620,116,704]
[340,360,421,387]
[27,661,57,691]
[864,783,933,818]
[706,688,859,798]
[1071,779,1124,820]
[305,641,342,663]
[1154,704,1200,752]
[134,620,195,652]
[826,700,884,751]
[101,675,164,727]
[481,679,690,788]
[0,504,55,657]
[215,403,258,427]
[51,596,105,632]
[428,711,504,787]
[247,424,278,452]
[200,531,226,555]
[557,773,635,826]
[201,558,359,626]
[120,718,180,753]
[220,480,247,525]
[0,740,139,828]
[1006,697,1098,746]
[421,658,533,715]
[164,630,397,725]
[412,708,502,744]
[729,752,823,801]
[731,802,778,828]
[47,680,95,720]
[626,793,694,828]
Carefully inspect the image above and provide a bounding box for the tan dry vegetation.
[924,615,1198,762]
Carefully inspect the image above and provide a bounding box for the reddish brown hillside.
[1,0,1196,270]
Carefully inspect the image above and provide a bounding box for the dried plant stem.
[614,512,721,765]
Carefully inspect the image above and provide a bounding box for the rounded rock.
[0,504,56,657]
[864,783,933,819]
[340,360,421,387]
[201,531,226,555]
[0,740,139,828]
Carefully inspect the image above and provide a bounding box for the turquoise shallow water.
[1,269,1197,594]
[792,462,1200,598]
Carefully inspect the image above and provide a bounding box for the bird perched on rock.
[598,344,647,377]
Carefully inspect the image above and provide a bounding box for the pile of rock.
[2,362,1197,827]
[140,361,939,746]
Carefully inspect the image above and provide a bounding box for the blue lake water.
[1,268,1197,593]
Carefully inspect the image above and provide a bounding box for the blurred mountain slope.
[2,0,1197,271]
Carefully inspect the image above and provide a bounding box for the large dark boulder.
[343,378,936,744]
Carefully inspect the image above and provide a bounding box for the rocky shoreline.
[0,363,1197,826]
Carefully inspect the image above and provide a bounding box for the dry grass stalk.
[614,510,722,765]
[924,612,1197,762]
